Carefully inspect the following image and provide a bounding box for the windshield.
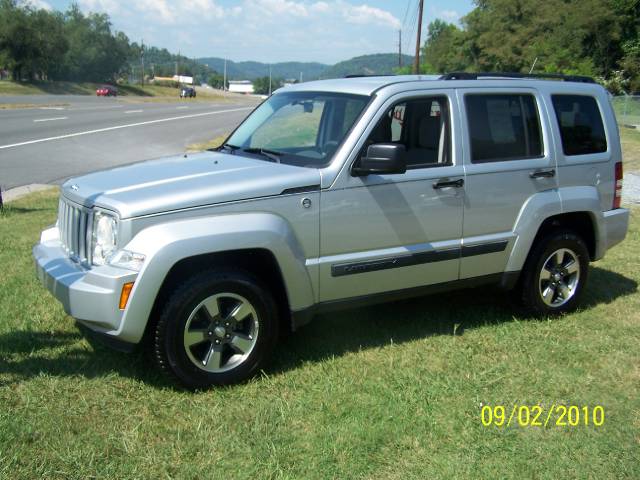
[225,91,370,167]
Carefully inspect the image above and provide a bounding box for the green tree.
[253,76,282,95]
[418,0,639,91]
[208,72,225,89]
[422,19,467,73]
[59,5,131,82]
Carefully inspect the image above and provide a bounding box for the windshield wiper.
[242,147,283,163]
[216,143,241,152]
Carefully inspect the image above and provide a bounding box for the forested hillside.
[197,57,329,81]
[321,53,414,78]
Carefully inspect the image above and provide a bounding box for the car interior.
[365,96,451,168]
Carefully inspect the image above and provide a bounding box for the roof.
[280,74,603,97]
[283,75,439,96]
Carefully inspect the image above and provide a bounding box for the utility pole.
[299,71,303,83]
[140,39,145,87]
[398,30,402,68]
[413,0,424,74]
[268,65,272,96]
[223,58,227,91]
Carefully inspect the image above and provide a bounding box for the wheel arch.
[145,248,292,344]
[507,210,598,277]
[115,213,316,344]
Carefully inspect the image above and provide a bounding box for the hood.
[61,151,321,218]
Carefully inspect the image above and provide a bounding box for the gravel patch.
[623,172,640,205]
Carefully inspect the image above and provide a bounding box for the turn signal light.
[119,282,134,310]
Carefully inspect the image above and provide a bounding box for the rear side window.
[551,95,607,155]
[465,94,543,163]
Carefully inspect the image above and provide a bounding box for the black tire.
[153,268,279,389]
[519,230,589,315]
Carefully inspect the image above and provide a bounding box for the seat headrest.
[418,115,442,149]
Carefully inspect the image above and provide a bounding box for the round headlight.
[92,211,118,265]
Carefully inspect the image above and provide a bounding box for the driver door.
[318,91,465,302]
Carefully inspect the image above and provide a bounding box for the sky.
[30,0,475,64]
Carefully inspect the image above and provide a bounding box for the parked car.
[96,85,117,97]
[180,86,196,98]
[35,73,629,388]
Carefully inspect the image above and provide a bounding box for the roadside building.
[228,80,254,94]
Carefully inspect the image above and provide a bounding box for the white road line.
[125,109,143,114]
[0,107,252,150]
[33,117,68,123]
[39,107,65,111]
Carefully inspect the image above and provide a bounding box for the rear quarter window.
[551,95,607,156]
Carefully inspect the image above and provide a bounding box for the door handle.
[529,169,555,179]
[433,178,464,189]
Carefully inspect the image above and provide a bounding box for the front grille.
[58,198,91,264]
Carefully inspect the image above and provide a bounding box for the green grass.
[1,190,639,478]
[187,134,228,152]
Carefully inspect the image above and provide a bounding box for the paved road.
[0,95,259,190]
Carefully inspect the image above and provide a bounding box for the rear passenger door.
[457,88,559,279]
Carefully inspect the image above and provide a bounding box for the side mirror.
[352,143,407,176]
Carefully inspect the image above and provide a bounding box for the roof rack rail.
[440,72,596,84]
[344,74,395,78]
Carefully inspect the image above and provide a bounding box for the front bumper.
[33,226,138,343]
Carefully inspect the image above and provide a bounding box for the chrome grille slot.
[58,198,91,264]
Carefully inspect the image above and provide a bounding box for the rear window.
[465,94,543,163]
[551,95,607,155]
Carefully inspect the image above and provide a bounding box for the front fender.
[115,212,315,343]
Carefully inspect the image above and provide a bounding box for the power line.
[402,0,412,27]
[405,0,419,55]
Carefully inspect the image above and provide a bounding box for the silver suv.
[34,73,630,388]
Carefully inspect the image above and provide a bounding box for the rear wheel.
[153,268,279,389]
[520,230,589,315]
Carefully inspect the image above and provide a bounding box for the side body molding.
[115,213,315,343]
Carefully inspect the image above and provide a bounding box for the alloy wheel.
[183,293,259,373]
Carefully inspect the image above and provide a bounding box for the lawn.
[0,190,638,479]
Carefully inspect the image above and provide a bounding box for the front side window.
[465,94,543,163]
[363,96,451,168]
[225,91,369,167]
[551,95,607,156]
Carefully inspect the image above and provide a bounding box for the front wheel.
[519,230,589,315]
[153,269,279,389]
